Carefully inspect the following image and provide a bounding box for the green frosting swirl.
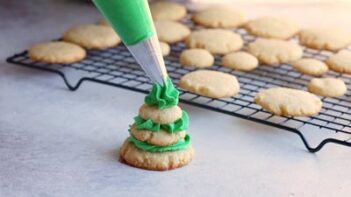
[144,77,179,110]
[134,111,189,133]
[128,134,191,152]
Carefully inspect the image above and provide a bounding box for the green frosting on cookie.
[144,77,179,109]
[128,134,191,152]
[134,111,189,133]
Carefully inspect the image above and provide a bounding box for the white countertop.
[1,1,351,196]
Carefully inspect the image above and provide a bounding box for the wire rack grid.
[6,16,351,153]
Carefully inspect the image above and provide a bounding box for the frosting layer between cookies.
[133,110,189,133]
[144,78,179,109]
[128,134,191,152]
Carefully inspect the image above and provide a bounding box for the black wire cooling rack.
[6,18,351,153]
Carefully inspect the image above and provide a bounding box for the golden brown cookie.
[179,70,240,98]
[192,7,245,28]
[160,42,170,56]
[244,16,299,40]
[299,28,351,51]
[120,140,194,171]
[28,41,86,64]
[155,20,190,43]
[221,51,258,71]
[63,24,120,49]
[247,38,303,65]
[307,78,347,97]
[139,104,182,124]
[186,29,243,55]
[326,50,351,74]
[130,124,186,146]
[179,49,214,68]
[150,2,186,21]
[255,87,322,116]
[291,58,328,76]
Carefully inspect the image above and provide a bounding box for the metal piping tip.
[127,34,167,85]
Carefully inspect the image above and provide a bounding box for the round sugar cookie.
[155,20,190,43]
[160,42,170,56]
[63,24,120,49]
[292,58,328,76]
[326,50,351,74]
[186,29,243,55]
[255,87,322,116]
[139,104,182,124]
[221,51,258,71]
[179,70,240,98]
[307,78,347,97]
[120,140,194,171]
[299,28,351,51]
[247,38,303,65]
[192,7,245,28]
[244,16,299,40]
[179,49,214,68]
[130,124,186,146]
[28,41,86,64]
[150,2,186,21]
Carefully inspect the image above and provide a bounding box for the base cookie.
[192,7,245,28]
[150,2,186,21]
[292,58,328,76]
[326,50,351,74]
[28,41,86,64]
[299,28,351,51]
[255,87,322,116]
[186,29,243,55]
[120,140,194,171]
[63,24,120,49]
[180,49,214,68]
[221,51,258,71]
[307,78,347,97]
[247,38,303,65]
[155,20,190,44]
[179,70,240,98]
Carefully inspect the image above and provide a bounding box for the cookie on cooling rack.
[308,78,347,97]
[192,7,245,28]
[155,20,190,44]
[179,70,240,98]
[299,28,351,51]
[221,51,258,71]
[28,41,86,64]
[63,24,120,49]
[255,87,322,116]
[247,38,303,65]
[291,58,328,76]
[160,42,170,56]
[150,1,186,21]
[326,50,351,74]
[244,16,299,40]
[179,49,214,68]
[186,29,243,55]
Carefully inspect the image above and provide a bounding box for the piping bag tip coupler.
[93,0,167,85]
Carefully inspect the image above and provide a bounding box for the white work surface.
[1,1,351,197]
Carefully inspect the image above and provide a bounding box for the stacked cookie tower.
[120,78,194,171]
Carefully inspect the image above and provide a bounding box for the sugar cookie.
[326,50,351,74]
[244,16,299,39]
[291,58,328,76]
[28,41,86,64]
[150,2,186,21]
[255,87,322,116]
[63,24,120,49]
[299,28,351,51]
[247,38,303,65]
[221,51,258,71]
[160,42,170,56]
[179,49,214,68]
[139,104,182,124]
[155,20,190,43]
[179,70,240,98]
[186,29,243,55]
[192,7,245,28]
[97,19,110,26]
[307,78,347,97]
